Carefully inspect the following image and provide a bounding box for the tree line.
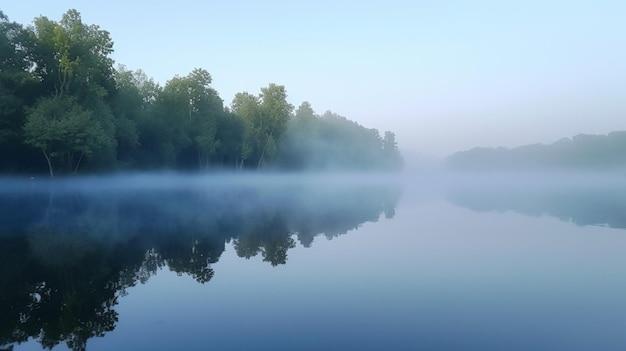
[446,131,626,171]
[0,9,403,176]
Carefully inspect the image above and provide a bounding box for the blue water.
[2,174,626,351]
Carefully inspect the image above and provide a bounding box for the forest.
[0,9,403,176]
[446,131,626,171]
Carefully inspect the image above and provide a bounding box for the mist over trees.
[446,131,626,171]
[276,102,403,170]
[0,9,403,176]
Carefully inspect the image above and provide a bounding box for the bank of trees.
[277,103,403,170]
[446,131,626,171]
[0,9,403,176]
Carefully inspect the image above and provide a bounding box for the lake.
[1,173,625,351]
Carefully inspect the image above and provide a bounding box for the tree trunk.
[74,153,84,173]
[257,127,275,169]
[42,150,54,177]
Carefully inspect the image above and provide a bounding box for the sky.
[3,0,626,156]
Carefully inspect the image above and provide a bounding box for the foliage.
[23,96,111,176]
[29,9,115,101]
[0,9,402,175]
[230,85,294,169]
[0,11,42,171]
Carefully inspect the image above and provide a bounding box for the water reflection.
[0,174,401,351]
[446,181,626,229]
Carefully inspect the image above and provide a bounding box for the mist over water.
[2,171,626,351]
[0,172,404,240]
[439,171,626,230]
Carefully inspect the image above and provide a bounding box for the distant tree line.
[0,9,403,176]
[446,131,626,171]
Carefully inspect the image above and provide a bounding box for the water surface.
[1,174,625,350]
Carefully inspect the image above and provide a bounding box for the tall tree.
[231,84,293,169]
[155,68,223,169]
[23,96,110,176]
[231,92,261,168]
[0,11,32,73]
[30,9,115,102]
[0,11,41,172]
[110,65,147,166]
[24,10,118,171]
[116,68,163,168]
[212,109,244,168]
[257,84,293,168]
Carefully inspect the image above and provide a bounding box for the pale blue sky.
[3,1,626,156]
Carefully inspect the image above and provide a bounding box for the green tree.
[257,84,293,168]
[275,101,318,168]
[110,65,145,166]
[23,96,110,176]
[231,92,261,168]
[30,9,115,102]
[154,68,223,169]
[22,10,119,172]
[0,11,42,172]
[0,11,32,73]
[213,109,245,168]
[116,68,163,168]
[231,84,293,169]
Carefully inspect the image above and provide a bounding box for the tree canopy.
[0,9,403,176]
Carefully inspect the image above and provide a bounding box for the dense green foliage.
[0,9,402,176]
[446,131,626,171]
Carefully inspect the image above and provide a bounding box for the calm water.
[1,174,625,351]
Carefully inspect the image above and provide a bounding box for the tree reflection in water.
[446,181,626,229]
[0,175,402,350]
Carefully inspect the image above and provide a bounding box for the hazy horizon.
[3,1,625,157]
